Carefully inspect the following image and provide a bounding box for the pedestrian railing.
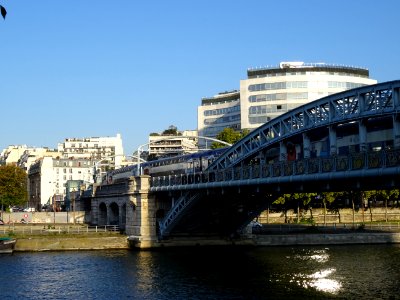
[0,224,120,235]
[252,222,400,234]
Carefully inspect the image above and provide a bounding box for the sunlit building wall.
[198,62,377,141]
[240,62,377,130]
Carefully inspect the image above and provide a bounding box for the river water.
[1,244,399,299]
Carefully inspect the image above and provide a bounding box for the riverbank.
[131,229,400,249]
[253,231,400,246]
[13,235,129,252]
[7,227,400,251]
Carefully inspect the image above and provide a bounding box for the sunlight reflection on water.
[288,248,342,295]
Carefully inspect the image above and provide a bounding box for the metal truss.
[158,192,202,237]
[208,80,400,171]
[151,148,400,192]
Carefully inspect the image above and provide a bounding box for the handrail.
[150,149,400,189]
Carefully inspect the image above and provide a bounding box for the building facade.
[240,62,377,130]
[57,133,124,169]
[0,145,29,165]
[148,130,198,158]
[28,157,98,209]
[198,62,377,140]
[197,90,241,149]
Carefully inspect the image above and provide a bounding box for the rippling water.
[1,244,399,299]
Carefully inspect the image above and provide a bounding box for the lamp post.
[72,188,76,225]
[53,194,56,226]
[0,196,3,220]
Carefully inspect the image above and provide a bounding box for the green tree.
[0,165,28,209]
[273,192,317,223]
[211,128,249,149]
[162,125,180,136]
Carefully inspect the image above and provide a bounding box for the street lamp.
[72,188,76,225]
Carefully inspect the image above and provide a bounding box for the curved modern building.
[240,62,377,129]
[198,62,377,146]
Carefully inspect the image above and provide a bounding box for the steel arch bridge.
[151,80,400,238]
[208,80,400,171]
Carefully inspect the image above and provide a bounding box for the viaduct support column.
[359,120,367,152]
[302,133,311,159]
[279,141,287,161]
[394,115,400,149]
[329,126,337,155]
[126,175,158,249]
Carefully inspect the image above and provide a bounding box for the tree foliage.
[211,128,250,149]
[0,165,28,208]
[0,5,6,20]
[162,125,180,136]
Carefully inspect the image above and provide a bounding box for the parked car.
[10,206,23,212]
[23,207,36,212]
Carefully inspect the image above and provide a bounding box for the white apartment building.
[17,147,61,172]
[57,133,124,169]
[0,145,29,165]
[28,156,97,209]
[198,62,377,140]
[148,130,198,158]
[197,90,241,148]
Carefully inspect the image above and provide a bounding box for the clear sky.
[1,0,399,155]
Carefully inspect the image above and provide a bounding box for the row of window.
[249,92,308,103]
[56,168,89,174]
[248,103,300,115]
[250,71,368,79]
[249,116,271,124]
[55,160,93,167]
[328,81,365,89]
[248,81,308,92]
[203,105,240,116]
[204,114,240,125]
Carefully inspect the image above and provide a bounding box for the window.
[248,81,307,92]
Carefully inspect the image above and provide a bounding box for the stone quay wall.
[258,207,400,224]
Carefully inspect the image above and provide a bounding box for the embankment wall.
[14,236,129,252]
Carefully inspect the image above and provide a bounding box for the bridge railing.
[151,149,400,188]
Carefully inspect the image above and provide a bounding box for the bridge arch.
[109,202,119,226]
[151,81,400,239]
[98,202,107,225]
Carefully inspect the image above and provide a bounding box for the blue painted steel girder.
[207,80,400,171]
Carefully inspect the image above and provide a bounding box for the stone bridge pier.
[90,175,159,248]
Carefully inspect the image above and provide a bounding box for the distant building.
[0,145,29,165]
[197,90,240,149]
[17,147,61,172]
[57,133,124,169]
[148,130,198,158]
[198,61,377,140]
[28,157,97,209]
[1,134,125,210]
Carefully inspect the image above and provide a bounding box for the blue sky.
[1,0,399,155]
